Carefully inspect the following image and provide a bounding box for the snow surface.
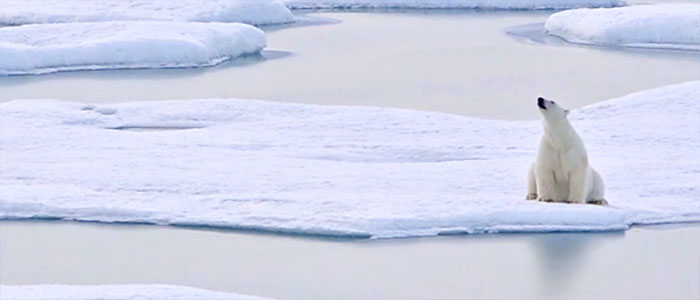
[0,0,626,26]
[1,82,699,239]
[0,285,267,300]
[281,0,625,9]
[0,0,294,26]
[545,4,700,51]
[0,21,266,75]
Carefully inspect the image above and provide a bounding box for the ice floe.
[1,82,698,239]
[0,21,266,75]
[281,0,625,10]
[545,4,700,51]
[0,0,294,26]
[0,0,626,28]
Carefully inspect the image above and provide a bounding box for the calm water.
[0,11,698,120]
[1,221,699,300]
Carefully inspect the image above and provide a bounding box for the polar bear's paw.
[526,194,538,200]
[538,198,555,203]
[587,199,609,206]
[562,199,585,204]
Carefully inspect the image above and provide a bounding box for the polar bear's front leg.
[534,139,558,202]
[567,168,588,204]
[526,163,537,200]
[535,167,556,202]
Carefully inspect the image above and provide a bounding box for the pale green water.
[1,221,698,299]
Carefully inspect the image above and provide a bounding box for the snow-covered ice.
[0,0,627,26]
[0,0,294,26]
[281,0,625,10]
[0,21,266,75]
[1,82,699,239]
[0,285,268,300]
[545,4,700,51]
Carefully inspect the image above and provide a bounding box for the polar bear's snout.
[537,97,557,110]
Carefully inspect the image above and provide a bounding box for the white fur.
[527,98,607,205]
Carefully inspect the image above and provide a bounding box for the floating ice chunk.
[281,0,625,10]
[0,0,294,26]
[0,285,270,300]
[545,4,700,51]
[0,21,266,75]
[1,82,698,239]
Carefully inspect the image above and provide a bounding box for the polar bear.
[526,97,607,205]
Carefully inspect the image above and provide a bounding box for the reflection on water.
[0,50,288,86]
[508,22,700,54]
[1,12,698,120]
[529,231,623,297]
[1,221,698,300]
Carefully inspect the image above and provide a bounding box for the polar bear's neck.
[543,117,584,150]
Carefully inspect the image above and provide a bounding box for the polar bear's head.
[537,97,569,121]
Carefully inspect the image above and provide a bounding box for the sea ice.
[281,0,625,9]
[0,82,698,239]
[0,0,626,27]
[545,4,700,51]
[0,0,294,26]
[0,21,266,75]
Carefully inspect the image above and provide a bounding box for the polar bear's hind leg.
[586,169,608,205]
